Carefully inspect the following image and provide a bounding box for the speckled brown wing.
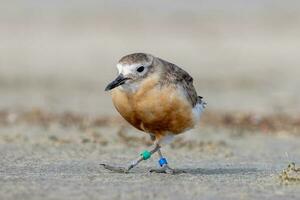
[158,58,199,107]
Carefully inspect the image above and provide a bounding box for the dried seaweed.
[279,163,300,184]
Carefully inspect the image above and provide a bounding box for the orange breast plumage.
[111,76,194,137]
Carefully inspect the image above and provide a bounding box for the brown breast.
[111,75,194,136]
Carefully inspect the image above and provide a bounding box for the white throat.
[119,81,140,93]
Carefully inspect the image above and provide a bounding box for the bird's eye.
[137,66,145,73]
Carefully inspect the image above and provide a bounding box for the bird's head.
[105,53,156,91]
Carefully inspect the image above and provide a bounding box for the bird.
[101,53,206,174]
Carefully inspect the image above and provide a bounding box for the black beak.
[105,74,130,91]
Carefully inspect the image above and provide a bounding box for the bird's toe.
[100,164,129,173]
[149,166,186,174]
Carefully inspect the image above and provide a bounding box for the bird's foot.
[149,165,186,174]
[100,164,129,173]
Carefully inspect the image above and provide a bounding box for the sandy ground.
[1,1,300,199]
[0,110,300,200]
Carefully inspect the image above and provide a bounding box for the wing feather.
[158,58,199,107]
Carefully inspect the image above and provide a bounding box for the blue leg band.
[159,158,168,167]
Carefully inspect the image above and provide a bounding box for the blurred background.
[1,0,300,115]
[2,2,300,199]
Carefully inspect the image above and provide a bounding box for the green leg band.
[140,150,151,160]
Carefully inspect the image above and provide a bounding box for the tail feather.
[192,96,206,123]
[197,96,207,108]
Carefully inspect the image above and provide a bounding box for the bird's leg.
[149,148,186,174]
[101,144,160,173]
